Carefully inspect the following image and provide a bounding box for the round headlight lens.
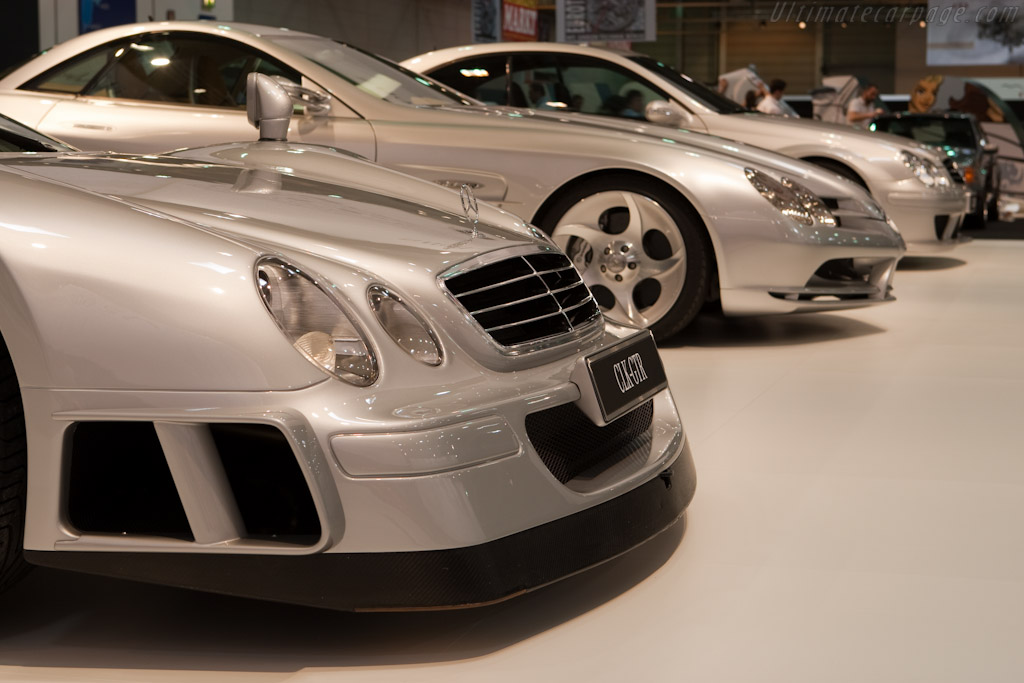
[256,258,378,386]
[745,168,836,227]
[368,285,442,366]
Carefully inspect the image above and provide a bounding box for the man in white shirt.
[756,79,787,115]
[847,84,883,128]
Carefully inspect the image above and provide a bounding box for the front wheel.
[537,176,711,341]
[0,336,29,593]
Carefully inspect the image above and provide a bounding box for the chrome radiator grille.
[443,250,602,348]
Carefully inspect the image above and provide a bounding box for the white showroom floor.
[1,238,1022,682]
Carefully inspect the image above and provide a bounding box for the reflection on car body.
[0,21,905,340]
[404,41,968,254]
[0,102,695,610]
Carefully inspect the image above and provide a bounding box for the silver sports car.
[0,93,695,610]
[404,42,968,254]
[0,21,904,340]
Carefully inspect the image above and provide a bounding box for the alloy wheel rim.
[552,191,687,328]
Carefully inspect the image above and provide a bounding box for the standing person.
[756,79,787,115]
[847,83,883,128]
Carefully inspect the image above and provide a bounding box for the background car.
[0,93,695,609]
[0,21,904,340]
[404,42,967,254]
[870,111,999,229]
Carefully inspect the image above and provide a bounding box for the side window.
[555,54,669,120]
[20,44,126,94]
[508,54,573,110]
[426,55,508,104]
[86,37,190,103]
[78,33,301,108]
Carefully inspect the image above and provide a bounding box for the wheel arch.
[0,258,50,390]
[800,156,871,191]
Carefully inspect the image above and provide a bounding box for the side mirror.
[247,72,293,141]
[644,100,692,128]
[272,76,332,116]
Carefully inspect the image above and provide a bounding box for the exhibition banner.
[556,0,656,43]
[908,74,1024,205]
[473,0,502,42]
[80,0,134,33]
[503,0,539,41]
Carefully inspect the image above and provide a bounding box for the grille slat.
[470,280,588,316]
[444,251,601,348]
[485,308,569,332]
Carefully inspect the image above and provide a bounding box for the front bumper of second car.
[717,213,905,317]
[880,181,968,253]
[21,327,694,610]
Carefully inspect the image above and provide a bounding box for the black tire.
[986,173,1000,223]
[987,192,1000,222]
[962,201,986,230]
[0,336,29,593]
[536,174,712,342]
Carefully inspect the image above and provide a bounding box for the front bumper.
[718,215,903,317]
[883,187,967,253]
[21,328,692,609]
[27,451,693,610]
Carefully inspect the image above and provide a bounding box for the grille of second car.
[443,251,601,347]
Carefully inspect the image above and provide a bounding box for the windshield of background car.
[629,56,747,114]
[871,116,977,151]
[267,36,472,107]
[21,32,302,108]
[0,115,73,152]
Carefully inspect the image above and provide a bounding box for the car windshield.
[871,116,977,150]
[629,56,747,114]
[0,114,74,152]
[268,35,472,107]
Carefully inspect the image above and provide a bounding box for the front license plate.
[586,332,668,423]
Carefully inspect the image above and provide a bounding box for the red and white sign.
[503,0,538,41]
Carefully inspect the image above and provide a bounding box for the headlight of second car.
[256,257,378,386]
[900,151,951,189]
[745,168,837,227]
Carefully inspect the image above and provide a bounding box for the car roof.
[406,41,642,69]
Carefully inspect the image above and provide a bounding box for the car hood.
[510,109,880,203]
[523,109,853,181]
[702,111,944,159]
[0,149,545,279]
[374,103,889,197]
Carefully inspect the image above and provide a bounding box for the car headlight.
[367,285,442,366]
[256,257,378,386]
[900,151,951,189]
[745,168,837,227]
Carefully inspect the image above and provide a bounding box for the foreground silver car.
[0,107,694,610]
[405,42,968,254]
[0,21,904,339]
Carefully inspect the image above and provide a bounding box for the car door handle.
[72,123,113,131]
